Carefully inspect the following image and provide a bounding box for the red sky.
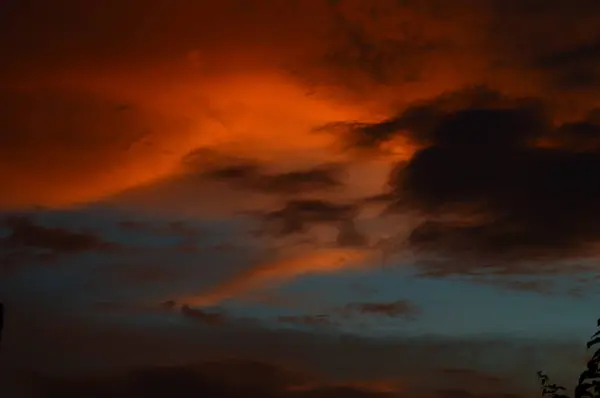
[2,1,600,397]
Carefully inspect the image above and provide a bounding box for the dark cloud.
[553,118,600,151]
[118,219,199,238]
[323,86,545,150]
[342,88,600,266]
[277,314,337,327]
[118,220,148,231]
[273,300,419,328]
[200,159,344,195]
[258,199,359,236]
[320,0,441,86]
[18,355,526,398]
[20,359,315,398]
[1,215,117,253]
[0,299,576,390]
[400,115,600,261]
[160,300,177,310]
[463,274,595,297]
[0,214,118,274]
[482,0,600,95]
[340,300,420,319]
[6,358,405,398]
[467,278,557,296]
[534,37,600,90]
[180,305,226,325]
[336,219,368,247]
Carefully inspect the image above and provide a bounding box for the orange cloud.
[4,0,581,213]
[5,0,600,286]
[178,247,375,306]
[0,69,375,210]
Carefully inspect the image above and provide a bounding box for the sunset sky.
[2,0,600,397]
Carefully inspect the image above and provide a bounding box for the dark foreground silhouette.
[0,302,598,397]
[538,317,600,398]
[0,301,3,345]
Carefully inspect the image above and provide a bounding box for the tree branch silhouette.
[538,317,600,398]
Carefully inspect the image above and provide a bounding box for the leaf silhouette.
[575,382,593,398]
[579,370,593,385]
[593,348,600,362]
[538,316,600,398]
[587,337,600,350]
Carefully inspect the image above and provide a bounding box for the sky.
[1,0,600,396]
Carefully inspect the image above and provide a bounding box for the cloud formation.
[180,305,227,325]
[341,300,420,319]
[273,299,420,328]
[335,87,600,267]
[0,88,193,209]
[3,2,600,395]
[178,247,373,306]
[1,215,116,253]
[4,359,405,398]
[198,155,345,195]
[4,0,600,216]
[258,199,360,237]
[277,314,337,327]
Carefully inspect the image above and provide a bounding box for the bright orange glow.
[1,67,395,210]
[179,247,375,306]
[1,0,564,212]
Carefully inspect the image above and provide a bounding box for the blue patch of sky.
[4,207,599,345]
[1,251,110,307]
[216,264,600,340]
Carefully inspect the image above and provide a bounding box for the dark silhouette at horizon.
[0,301,3,345]
[538,317,600,398]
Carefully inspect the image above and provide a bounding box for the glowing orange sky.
[3,0,600,303]
[5,0,595,212]
[5,4,600,395]
[1,70,380,209]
